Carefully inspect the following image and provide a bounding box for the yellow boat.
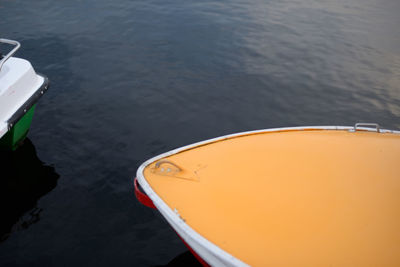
[135,124,400,266]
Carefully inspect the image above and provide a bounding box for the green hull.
[0,104,36,151]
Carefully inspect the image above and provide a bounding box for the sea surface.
[0,0,399,265]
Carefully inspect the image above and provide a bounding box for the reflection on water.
[0,139,59,242]
[0,0,399,265]
[154,251,202,267]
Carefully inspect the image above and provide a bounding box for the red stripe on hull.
[134,178,156,209]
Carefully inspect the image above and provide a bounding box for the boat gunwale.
[136,125,400,266]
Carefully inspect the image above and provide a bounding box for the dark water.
[0,0,399,265]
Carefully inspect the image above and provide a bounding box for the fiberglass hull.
[135,125,400,266]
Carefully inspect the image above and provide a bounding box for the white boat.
[0,38,49,150]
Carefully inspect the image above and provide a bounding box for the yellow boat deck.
[143,129,400,266]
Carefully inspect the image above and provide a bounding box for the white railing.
[0,38,21,72]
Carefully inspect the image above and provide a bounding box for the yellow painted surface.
[143,130,400,266]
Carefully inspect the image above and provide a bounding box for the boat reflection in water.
[154,251,202,267]
[0,139,59,242]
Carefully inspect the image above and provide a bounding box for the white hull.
[0,39,48,139]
